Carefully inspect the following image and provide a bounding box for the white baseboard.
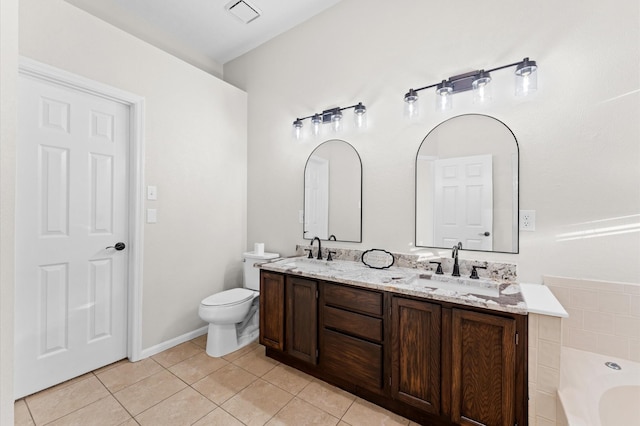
[138,326,208,359]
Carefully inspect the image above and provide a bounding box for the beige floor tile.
[297,380,356,418]
[191,334,208,349]
[169,352,229,384]
[192,363,258,405]
[96,357,164,393]
[47,395,132,426]
[25,375,110,425]
[193,407,245,426]
[152,341,203,368]
[135,387,216,425]
[221,379,294,425]
[266,397,339,426]
[232,345,279,377]
[113,369,187,416]
[118,419,140,426]
[341,398,410,426]
[222,342,260,362]
[262,364,313,395]
[14,399,34,426]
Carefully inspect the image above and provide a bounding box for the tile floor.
[15,335,420,425]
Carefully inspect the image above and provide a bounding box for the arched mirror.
[304,139,362,242]
[416,114,519,253]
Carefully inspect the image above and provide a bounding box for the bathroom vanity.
[259,256,528,426]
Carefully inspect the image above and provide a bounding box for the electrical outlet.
[520,210,536,231]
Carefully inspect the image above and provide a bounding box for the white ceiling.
[65,0,343,74]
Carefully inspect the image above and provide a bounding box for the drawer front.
[323,305,383,342]
[321,329,383,390]
[323,282,383,316]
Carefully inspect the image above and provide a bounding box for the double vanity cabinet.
[259,264,528,426]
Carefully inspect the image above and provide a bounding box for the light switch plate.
[147,208,157,223]
[147,185,157,200]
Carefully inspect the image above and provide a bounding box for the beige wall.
[224,0,640,285]
[1,0,19,421]
[18,0,248,349]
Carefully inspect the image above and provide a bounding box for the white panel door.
[433,155,493,250]
[15,74,130,398]
[304,156,329,239]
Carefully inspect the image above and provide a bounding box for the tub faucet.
[311,237,322,260]
[452,242,462,277]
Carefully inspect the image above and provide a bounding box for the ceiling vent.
[225,0,261,24]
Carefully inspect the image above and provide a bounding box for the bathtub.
[558,347,640,426]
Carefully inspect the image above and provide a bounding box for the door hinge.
[316,349,319,359]
[316,289,319,299]
[515,332,519,345]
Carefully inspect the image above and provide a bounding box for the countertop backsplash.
[295,244,517,283]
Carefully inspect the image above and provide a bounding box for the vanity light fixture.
[292,102,367,140]
[404,57,538,115]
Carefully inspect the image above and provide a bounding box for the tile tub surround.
[295,245,518,282]
[544,275,640,362]
[528,313,563,426]
[264,253,526,315]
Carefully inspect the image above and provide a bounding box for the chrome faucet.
[452,242,462,277]
[311,236,322,260]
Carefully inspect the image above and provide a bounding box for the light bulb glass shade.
[331,109,343,132]
[292,118,303,139]
[311,114,322,136]
[472,71,492,104]
[436,81,453,111]
[515,58,538,96]
[354,102,366,128]
[404,89,419,119]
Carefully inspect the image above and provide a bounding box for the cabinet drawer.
[322,329,383,390]
[323,282,383,316]
[323,305,383,342]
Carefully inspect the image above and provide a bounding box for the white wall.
[224,0,640,285]
[18,0,248,349]
[1,0,19,421]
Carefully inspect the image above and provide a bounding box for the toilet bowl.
[198,250,278,357]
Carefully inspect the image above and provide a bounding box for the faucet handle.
[429,261,444,275]
[327,251,336,261]
[304,249,313,259]
[470,265,487,279]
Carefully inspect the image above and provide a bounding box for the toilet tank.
[243,251,279,291]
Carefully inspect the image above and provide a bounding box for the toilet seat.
[201,288,255,307]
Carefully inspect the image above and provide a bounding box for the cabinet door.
[286,276,318,364]
[451,309,516,426]
[259,271,285,351]
[391,297,441,414]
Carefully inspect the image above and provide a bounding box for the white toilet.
[198,251,279,357]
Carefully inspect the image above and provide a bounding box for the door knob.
[479,232,490,237]
[106,242,126,251]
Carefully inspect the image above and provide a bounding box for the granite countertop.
[259,256,527,315]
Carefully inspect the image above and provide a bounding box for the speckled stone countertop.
[259,256,527,315]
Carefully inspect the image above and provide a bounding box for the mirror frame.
[414,114,520,254]
[303,139,363,242]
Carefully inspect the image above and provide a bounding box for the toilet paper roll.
[254,243,264,255]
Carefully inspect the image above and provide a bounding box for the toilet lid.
[201,288,255,306]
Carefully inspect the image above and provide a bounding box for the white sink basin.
[411,273,500,298]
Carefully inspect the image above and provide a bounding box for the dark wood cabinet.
[260,270,527,426]
[286,276,318,364]
[391,297,442,415]
[451,309,517,426]
[259,271,285,351]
